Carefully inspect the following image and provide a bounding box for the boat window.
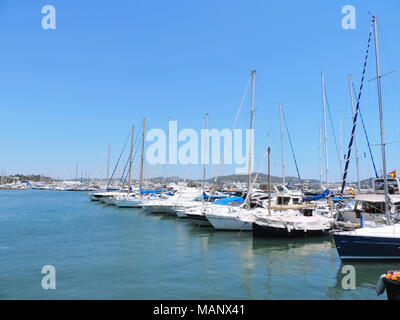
[277,197,290,205]
[293,198,300,204]
[302,208,313,217]
[374,179,399,194]
[362,201,385,214]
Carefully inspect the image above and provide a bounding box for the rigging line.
[119,155,131,187]
[119,123,143,187]
[351,80,379,178]
[121,138,141,188]
[242,149,267,208]
[281,107,301,181]
[370,139,400,147]
[130,126,143,181]
[122,143,140,187]
[214,76,251,185]
[324,85,343,176]
[341,18,374,196]
[107,129,131,190]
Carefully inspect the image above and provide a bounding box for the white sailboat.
[204,70,258,231]
[251,83,334,237]
[113,125,142,208]
[113,120,146,208]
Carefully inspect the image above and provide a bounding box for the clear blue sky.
[1,0,400,182]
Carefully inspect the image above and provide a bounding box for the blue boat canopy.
[303,189,330,201]
[213,196,244,205]
[202,192,226,200]
[140,189,166,194]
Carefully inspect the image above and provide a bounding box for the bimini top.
[303,189,330,202]
[140,189,171,195]
[202,192,226,200]
[213,196,244,206]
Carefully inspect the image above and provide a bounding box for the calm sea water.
[0,190,397,300]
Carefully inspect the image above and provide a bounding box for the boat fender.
[376,274,386,295]
[385,271,400,281]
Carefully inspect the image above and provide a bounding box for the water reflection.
[331,261,400,298]
[94,205,397,299]
[251,236,338,299]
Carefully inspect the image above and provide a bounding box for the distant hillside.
[359,177,375,189]
[146,176,188,184]
[146,174,310,185]
[1,174,54,183]
[206,173,321,186]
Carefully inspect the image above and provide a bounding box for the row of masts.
[100,16,390,223]
[104,118,147,196]
[317,72,362,191]
[245,16,388,224]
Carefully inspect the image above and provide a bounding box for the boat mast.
[279,103,285,185]
[321,72,329,187]
[268,131,271,216]
[246,70,255,208]
[127,125,135,194]
[373,15,390,225]
[340,113,343,178]
[319,127,323,190]
[348,73,361,192]
[107,145,110,182]
[139,118,146,197]
[203,113,208,198]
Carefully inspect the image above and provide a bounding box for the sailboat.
[90,141,132,203]
[252,189,333,237]
[141,115,213,215]
[252,103,334,237]
[113,120,147,208]
[203,70,260,231]
[332,15,400,260]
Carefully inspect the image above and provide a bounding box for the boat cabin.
[373,177,400,194]
[353,193,400,219]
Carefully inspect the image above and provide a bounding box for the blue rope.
[119,155,130,187]
[351,80,379,178]
[282,107,301,181]
[341,18,374,196]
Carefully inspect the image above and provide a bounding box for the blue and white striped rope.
[351,80,379,179]
[340,18,374,196]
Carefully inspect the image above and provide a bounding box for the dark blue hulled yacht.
[332,177,400,260]
[333,224,400,260]
[332,15,400,261]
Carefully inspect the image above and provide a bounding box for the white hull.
[144,205,177,214]
[113,199,141,208]
[254,215,333,233]
[206,215,253,230]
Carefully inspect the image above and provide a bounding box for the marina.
[2,2,400,303]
